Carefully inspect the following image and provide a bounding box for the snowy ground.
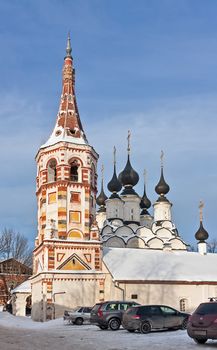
[0,312,217,350]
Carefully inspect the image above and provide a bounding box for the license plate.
[194,330,207,336]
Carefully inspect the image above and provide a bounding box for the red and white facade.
[31,37,105,321]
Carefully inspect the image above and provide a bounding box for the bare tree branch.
[0,228,32,267]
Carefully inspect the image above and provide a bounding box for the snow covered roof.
[40,128,88,149]
[11,279,31,294]
[103,247,217,282]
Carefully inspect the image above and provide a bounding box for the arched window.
[68,229,83,240]
[70,159,79,182]
[47,159,57,182]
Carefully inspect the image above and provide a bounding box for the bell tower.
[31,36,104,321]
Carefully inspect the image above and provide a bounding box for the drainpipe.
[114,281,125,300]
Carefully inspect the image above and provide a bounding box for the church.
[14,36,217,321]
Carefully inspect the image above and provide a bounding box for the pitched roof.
[103,247,217,282]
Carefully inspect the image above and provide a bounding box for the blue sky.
[1,0,217,247]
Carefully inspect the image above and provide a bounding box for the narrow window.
[70,160,79,182]
[47,160,57,182]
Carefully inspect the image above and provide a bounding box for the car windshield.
[195,303,217,315]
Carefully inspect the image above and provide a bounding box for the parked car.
[90,300,140,330]
[187,300,217,344]
[63,306,93,325]
[122,304,190,333]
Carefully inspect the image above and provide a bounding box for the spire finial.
[160,150,164,168]
[66,32,72,57]
[199,200,204,223]
[101,164,104,181]
[143,169,147,186]
[127,130,131,155]
[113,146,116,165]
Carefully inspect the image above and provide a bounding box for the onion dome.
[140,170,151,215]
[155,151,170,200]
[195,201,209,242]
[195,222,209,242]
[107,147,122,198]
[107,165,122,198]
[155,167,170,196]
[96,165,108,212]
[118,131,139,195]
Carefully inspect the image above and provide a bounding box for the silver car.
[63,306,92,325]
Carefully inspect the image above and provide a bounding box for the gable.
[57,253,91,271]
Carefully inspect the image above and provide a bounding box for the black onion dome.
[107,165,122,193]
[96,182,108,208]
[140,185,151,209]
[155,168,170,196]
[118,155,139,187]
[195,222,209,242]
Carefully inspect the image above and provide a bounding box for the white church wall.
[153,201,172,222]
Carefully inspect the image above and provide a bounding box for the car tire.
[193,338,207,344]
[98,325,108,330]
[140,321,151,334]
[74,317,83,325]
[108,318,121,331]
[181,317,188,330]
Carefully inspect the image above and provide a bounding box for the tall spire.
[155,150,170,200]
[195,201,209,242]
[107,146,122,198]
[66,32,72,57]
[96,164,108,211]
[118,131,139,195]
[140,169,151,214]
[40,34,88,149]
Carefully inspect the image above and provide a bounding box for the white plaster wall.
[12,293,31,317]
[153,201,172,222]
[102,273,217,313]
[122,196,140,223]
[106,198,124,220]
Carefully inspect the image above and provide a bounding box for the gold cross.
[160,150,164,167]
[113,146,116,165]
[143,169,147,185]
[101,164,104,180]
[127,130,131,154]
[199,200,204,222]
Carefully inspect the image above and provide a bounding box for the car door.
[82,307,92,322]
[146,306,164,329]
[160,306,180,328]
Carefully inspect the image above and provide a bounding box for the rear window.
[195,303,217,315]
[91,304,101,312]
[126,307,138,315]
[136,306,151,315]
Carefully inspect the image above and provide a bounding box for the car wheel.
[193,338,207,344]
[98,325,108,330]
[108,318,121,331]
[74,317,83,325]
[140,321,151,334]
[181,317,188,330]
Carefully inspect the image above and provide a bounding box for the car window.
[149,306,162,315]
[120,303,132,311]
[136,306,150,315]
[106,303,118,311]
[126,307,138,315]
[91,304,101,312]
[160,306,176,315]
[196,303,217,315]
[77,307,83,313]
